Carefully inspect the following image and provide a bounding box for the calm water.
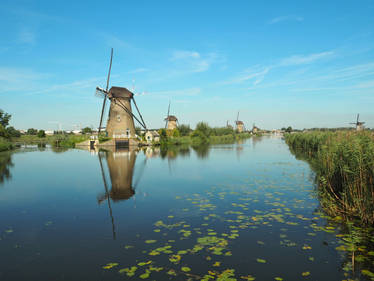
[1,137,373,281]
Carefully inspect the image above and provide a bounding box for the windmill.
[164,101,178,130]
[97,148,147,239]
[96,48,147,147]
[350,114,365,131]
[235,111,245,133]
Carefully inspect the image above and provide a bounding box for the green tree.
[0,110,11,128]
[27,128,38,135]
[82,127,92,134]
[195,122,211,137]
[178,124,191,136]
[37,130,46,138]
[135,126,142,136]
[172,128,180,137]
[6,127,21,138]
[158,128,168,144]
[285,126,293,133]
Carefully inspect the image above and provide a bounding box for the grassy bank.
[9,134,90,149]
[157,132,252,146]
[0,137,13,152]
[285,131,374,225]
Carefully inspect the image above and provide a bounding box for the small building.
[145,130,160,143]
[252,125,259,134]
[165,115,178,130]
[45,130,54,136]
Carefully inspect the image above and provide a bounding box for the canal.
[0,136,373,280]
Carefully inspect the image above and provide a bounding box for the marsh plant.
[285,131,374,225]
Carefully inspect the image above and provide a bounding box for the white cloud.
[279,51,334,66]
[268,15,304,24]
[171,50,200,60]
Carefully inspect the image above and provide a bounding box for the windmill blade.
[357,114,360,124]
[165,101,170,129]
[132,96,147,129]
[95,87,108,98]
[98,151,116,240]
[116,98,147,130]
[98,48,114,134]
[236,111,239,122]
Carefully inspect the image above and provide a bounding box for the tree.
[285,126,292,133]
[172,128,180,137]
[178,124,191,136]
[135,126,142,136]
[158,128,168,144]
[37,130,46,138]
[6,127,21,138]
[194,122,211,137]
[27,128,38,135]
[82,127,92,134]
[0,110,11,128]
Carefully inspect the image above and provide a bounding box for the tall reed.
[285,131,374,224]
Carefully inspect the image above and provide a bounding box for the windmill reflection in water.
[96,147,147,239]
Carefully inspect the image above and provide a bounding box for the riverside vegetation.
[285,131,374,225]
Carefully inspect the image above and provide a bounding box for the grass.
[10,134,90,148]
[157,133,252,146]
[285,131,374,225]
[0,137,13,152]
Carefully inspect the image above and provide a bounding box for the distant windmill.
[95,48,147,147]
[235,111,245,133]
[164,101,178,130]
[350,114,365,131]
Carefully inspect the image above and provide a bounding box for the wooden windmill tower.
[350,114,365,131]
[235,111,245,133]
[164,101,178,130]
[96,49,147,147]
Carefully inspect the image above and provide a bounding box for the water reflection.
[0,152,13,184]
[97,149,137,203]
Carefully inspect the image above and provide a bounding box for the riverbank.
[156,132,253,146]
[285,131,374,225]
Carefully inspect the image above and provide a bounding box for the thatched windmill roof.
[165,115,178,121]
[109,86,134,99]
[235,120,244,125]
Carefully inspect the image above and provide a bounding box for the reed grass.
[285,131,374,224]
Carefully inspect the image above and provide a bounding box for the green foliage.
[172,128,180,137]
[37,130,46,138]
[6,127,21,138]
[178,124,191,136]
[135,126,142,136]
[285,126,292,133]
[82,127,92,134]
[0,138,13,152]
[0,110,11,128]
[27,128,38,135]
[285,131,374,224]
[194,122,212,137]
[158,129,168,145]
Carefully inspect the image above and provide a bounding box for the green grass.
[11,134,90,148]
[285,131,374,225]
[0,137,13,152]
[157,133,252,146]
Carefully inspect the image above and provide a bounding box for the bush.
[37,130,46,138]
[178,124,191,136]
[27,128,38,135]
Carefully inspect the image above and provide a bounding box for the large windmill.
[350,114,365,131]
[97,149,147,239]
[96,48,147,147]
[164,101,178,130]
[235,111,245,133]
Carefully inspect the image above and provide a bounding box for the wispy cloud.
[268,15,304,25]
[170,50,223,73]
[0,67,48,92]
[224,50,334,86]
[279,51,334,66]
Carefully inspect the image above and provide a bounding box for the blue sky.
[1,0,374,130]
